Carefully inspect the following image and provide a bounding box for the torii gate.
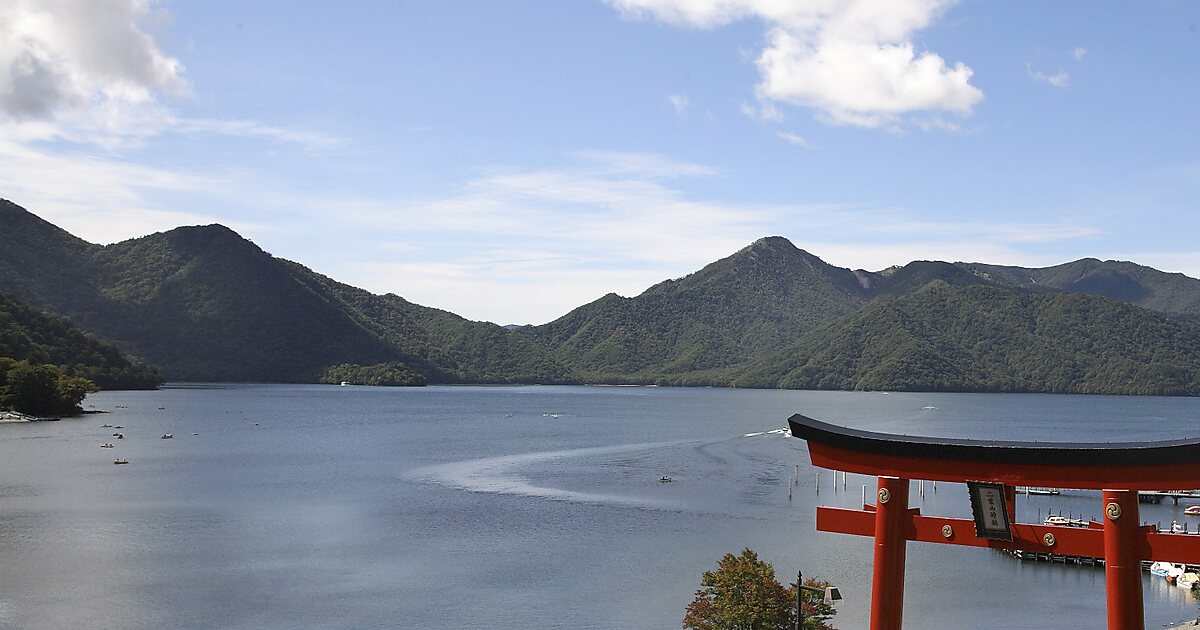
[788,413,1200,630]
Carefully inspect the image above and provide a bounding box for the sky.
[1,1,1198,325]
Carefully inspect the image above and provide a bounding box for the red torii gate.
[788,413,1200,630]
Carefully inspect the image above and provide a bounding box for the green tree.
[0,358,98,416]
[683,549,836,630]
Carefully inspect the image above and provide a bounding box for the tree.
[683,549,836,630]
[0,358,98,416]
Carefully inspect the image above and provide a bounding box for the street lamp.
[796,570,842,630]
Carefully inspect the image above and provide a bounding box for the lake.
[2,385,1200,629]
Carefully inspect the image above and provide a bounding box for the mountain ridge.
[4,199,1200,395]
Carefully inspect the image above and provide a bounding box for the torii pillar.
[789,414,1200,630]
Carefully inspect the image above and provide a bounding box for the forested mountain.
[0,292,161,389]
[962,259,1200,319]
[0,200,571,383]
[4,198,1200,395]
[738,282,1200,395]
[521,237,868,383]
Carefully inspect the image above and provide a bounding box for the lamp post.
[796,570,842,630]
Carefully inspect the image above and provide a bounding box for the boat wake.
[409,440,699,508]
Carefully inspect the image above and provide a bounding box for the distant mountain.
[963,259,1200,319]
[0,291,161,389]
[523,236,868,383]
[738,281,1200,395]
[5,198,1200,396]
[0,200,572,383]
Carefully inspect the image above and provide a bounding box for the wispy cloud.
[668,94,689,114]
[1028,64,1069,88]
[1072,47,1087,61]
[776,131,810,147]
[609,0,983,130]
[300,152,1102,323]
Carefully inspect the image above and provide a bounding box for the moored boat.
[1186,505,1200,516]
[1150,561,1172,577]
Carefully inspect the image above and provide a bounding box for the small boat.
[100,443,114,448]
[101,424,112,428]
[340,381,350,387]
[1168,565,1185,583]
[1019,486,1060,495]
[113,425,123,429]
[659,476,673,483]
[161,433,173,439]
[1186,505,1200,516]
[115,433,124,439]
[1044,515,1088,528]
[1150,561,1173,577]
[1179,572,1200,589]
[113,459,129,465]
[1171,521,1187,534]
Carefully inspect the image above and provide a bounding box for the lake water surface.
[3,385,1200,629]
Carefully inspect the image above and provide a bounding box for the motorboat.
[1044,515,1088,528]
[161,433,173,439]
[100,443,114,448]
[1186,505,1200,516]
[1171,521,1187,534]
[1150,561,1173,577]
[113,459,129,465]
[659,476,673,483]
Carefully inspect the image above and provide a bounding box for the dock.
[1138,490,1200,505]
[1001,549,1200,574]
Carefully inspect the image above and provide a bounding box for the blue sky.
[1,1,1198,324]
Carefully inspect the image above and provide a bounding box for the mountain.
[962,259,1200,319]
[0,200,572,383]
[738,281,1200,395]
[522,236,869,384]
[0,291,161,389]
[6,198,1200,396]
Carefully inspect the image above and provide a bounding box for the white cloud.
[1072,47,1087,61]
[1028,64,1069,88]
[777,131,810,147]
[0,0,340,152]
[668,93,689,113]
[0,0,186,123]
[608,0,983,129]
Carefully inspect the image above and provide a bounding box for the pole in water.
[862,484,867,507]
[816,473,820,495]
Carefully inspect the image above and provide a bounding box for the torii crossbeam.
[788,413,1200,630]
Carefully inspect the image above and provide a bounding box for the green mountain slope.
[0,200,572,383]
[6,198,1200,396]
[0,292,161,389]
[964,259,1200,318]
[739,282,1200,395]
[524,237,869,383]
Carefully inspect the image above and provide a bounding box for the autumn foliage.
[683,548,835,630]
